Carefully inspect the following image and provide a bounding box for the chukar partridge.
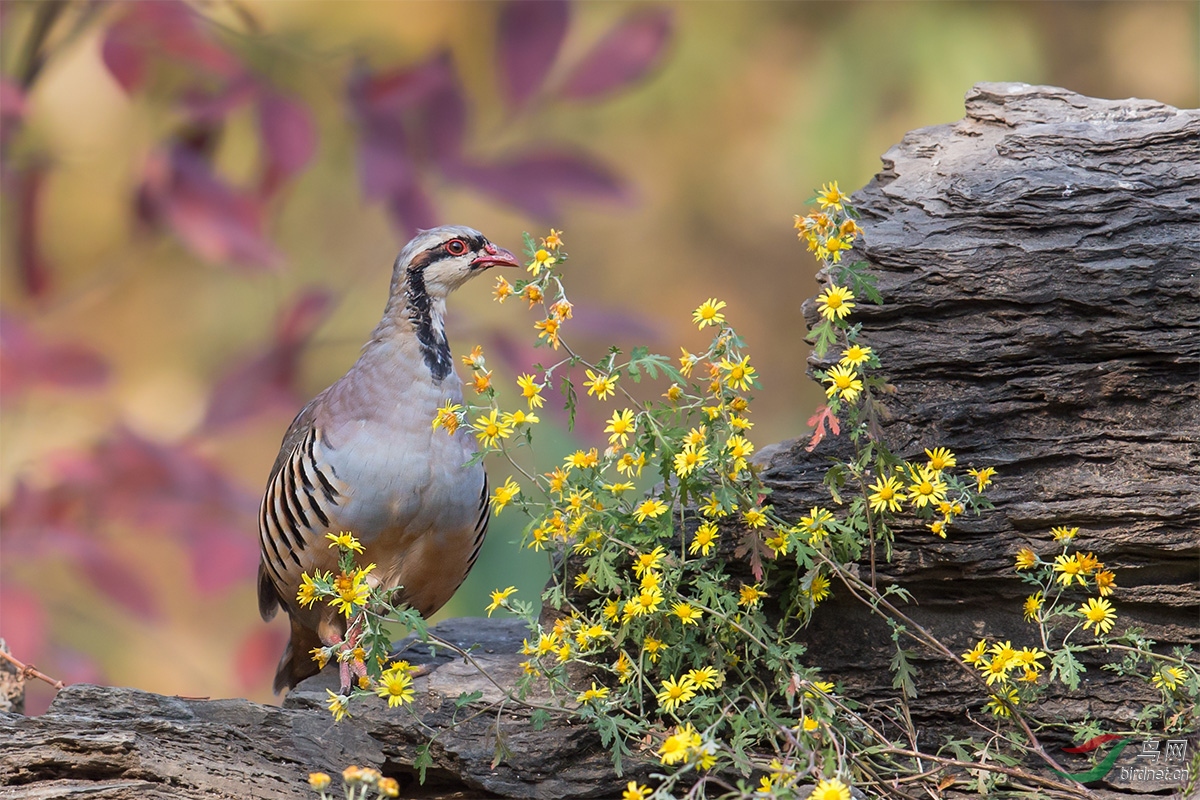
[257,225,518,692]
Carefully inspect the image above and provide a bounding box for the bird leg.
[322,616,369,694]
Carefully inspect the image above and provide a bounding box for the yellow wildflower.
[816,285,855,321]
[693,298,727,329]
[516,373,545,409]
[485,586,517,616]
[583,369,618,400]
[1080,597,1117,635]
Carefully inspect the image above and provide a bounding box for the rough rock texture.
[761,82,1199,790]
[0,619,640,800]
[1,84,1195,799]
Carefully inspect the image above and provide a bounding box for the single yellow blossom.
[491,477,520,513]
[816,285,855,321]
[583,369,618,400]
[690,522,719,555]
[1015,547,1037,570]
[1051,525,1079,542]
[376,670,414,707]
[967,466,996,492]
[810,777,851,800]
[473,408,514,447]
[326,690,350,721]
[431,400,463,434]
[693,298,727,329]
[605,409,637,447]
[634,499,669,523]
[738,583,767,607]
[868,475,906,514]
[576,682,610,704]
[486,586,517,616]
[824,364,862,403]
[656,674,698,713]
[325,531,364,553]
[924,446,956,472]
[516,373,545,409]
[622,781,652,800]
[1080,597,1117,635]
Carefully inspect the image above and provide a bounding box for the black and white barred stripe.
[259,425,343,589]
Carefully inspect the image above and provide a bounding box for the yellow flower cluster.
[795,183,860,262]
[306,765,399,798]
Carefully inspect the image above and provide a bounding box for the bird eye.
[445,239,468,256]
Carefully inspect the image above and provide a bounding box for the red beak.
[470,243,520,270]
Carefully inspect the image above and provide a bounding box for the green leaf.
[1052,646,1085,691]
[530,708,551,731]
[413,743,433,785]
[890,646,918,698]
[627,345,677,383]
[455,689,483,708]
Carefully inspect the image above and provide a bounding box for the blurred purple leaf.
[0,78,27,153]
[356,131,416,201]
[446,148,628,219]
[0,317,109,400]
[139,146,283,269]
[349,56,453,118]
[257,91,318,196]
[76,543,160,621]
[234,625,289,692]
[14,167,53,297]
[348,54,464,233]
[101,1,243,93]
[180,77,258,124]
[1,428,260,599]
[202,288,334,430]
[0,586,47,665]
[560,9,673,101]
[412,57,466,166]
[386,181,440,236]
[185,522,258,594]
[497,0,570,109]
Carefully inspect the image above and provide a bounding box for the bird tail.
[273,617,324,694]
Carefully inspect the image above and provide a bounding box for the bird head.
[395,225,518,299]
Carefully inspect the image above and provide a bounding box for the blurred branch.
[0,647,65,691]
[13,0,107,90]
[14,0,67,88]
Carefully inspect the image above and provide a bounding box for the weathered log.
[762,82,1199,794]
[1,83,1195,799]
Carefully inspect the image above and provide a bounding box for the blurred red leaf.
[203,288,334,430]
[386,181,440,236]
[101,1,242,93]
[0,586,47,666]
[185,522,259,594]
[75,542,159,621]
[233,623,288,692]
[257,91,318,196]
[496,0,570,109]
[140,146,283,269]
[559,9,673,101]
[1,428,260,602]
[179,77,258,124]
[13,167,53,297]
[0,317,109,399]
[446,148,628,219]
[0,78,27,152]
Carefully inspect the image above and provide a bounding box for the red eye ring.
[446,238,468,256]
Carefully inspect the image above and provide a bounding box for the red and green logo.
[1053,734,1131,782]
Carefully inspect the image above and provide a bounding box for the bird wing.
[257,391,338,621]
